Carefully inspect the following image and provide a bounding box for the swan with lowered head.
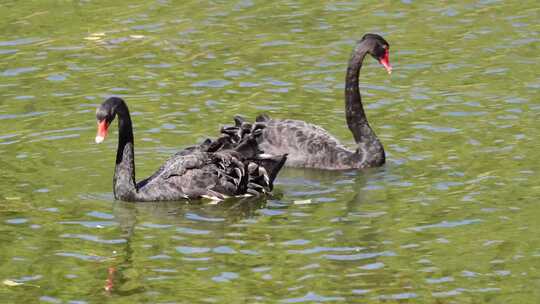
[244,33,392,170]
[94,97,287,202]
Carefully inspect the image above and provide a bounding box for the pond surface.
[1,1,539,303]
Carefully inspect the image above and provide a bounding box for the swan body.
[243,34,391,170]
[95,97,286,202]
[256,117,369,170]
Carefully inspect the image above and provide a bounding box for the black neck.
[112,100,137,200]
[344,41,385,163]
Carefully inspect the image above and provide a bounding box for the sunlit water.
[1,1,539,303]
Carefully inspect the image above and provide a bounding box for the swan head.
[95,97,122,143]
[360,33,392,74]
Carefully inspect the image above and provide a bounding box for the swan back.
[132,123,287,201]
[255,116,364,170]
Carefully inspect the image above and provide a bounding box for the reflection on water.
[1,0,540,303]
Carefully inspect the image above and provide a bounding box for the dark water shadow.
[103,196,268,295]
[100,164,387,296]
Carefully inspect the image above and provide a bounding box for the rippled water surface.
[1,1,540,303]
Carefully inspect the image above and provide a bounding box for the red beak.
[379,49,392,74]
[95,120,109,143]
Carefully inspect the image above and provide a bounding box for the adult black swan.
[244,33,392,170]
[95,97,287,202]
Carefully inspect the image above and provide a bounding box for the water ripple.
[0,111,48,120]
[176,227,211,235]
[86,211,114,220]
[59,221,117,228]
[39,296,62,304]
[413,124,460,133]
[0,49,18,55]
[55,252,105,262]
[0,37,42,46]
[176,246,211,254]
[426,276,454,284]
[409,219,482,232]
[212,272,239,282]
[213,246,237,254]
[60,233,126,244]
[2,67,40,76]
[377,292,418,300]
[323,251,396,261]
[281,292,345,303]
[359,262,385,270]
[5,218,28,224]
[288,246,364,255]
[191,79,231,88]
[185,213,224,222]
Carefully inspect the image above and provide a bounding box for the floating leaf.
[294,199,312,205]
[3,279,23,286]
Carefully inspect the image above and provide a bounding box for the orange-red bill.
[379,49,392,74]
[95,120,109,143]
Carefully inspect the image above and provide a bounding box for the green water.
[1,0,539,303]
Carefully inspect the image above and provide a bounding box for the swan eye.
[378,45,387,55]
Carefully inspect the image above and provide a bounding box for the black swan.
[95,97,287,202]
[242,33,392,170]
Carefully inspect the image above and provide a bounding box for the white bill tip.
[95,136,105,144]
